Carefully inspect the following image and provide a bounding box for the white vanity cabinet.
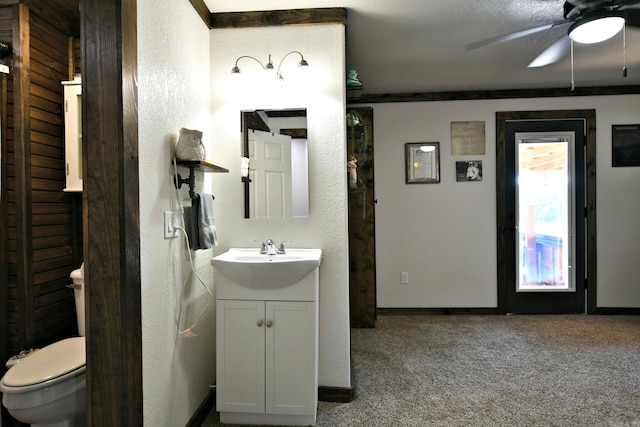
[214,260,320,426]
[62,77,82,192]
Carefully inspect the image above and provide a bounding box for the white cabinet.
[62,77,82,192]
[215,265,319,426]
[217,300,317,415]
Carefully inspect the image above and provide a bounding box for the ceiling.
[204,0,640,95]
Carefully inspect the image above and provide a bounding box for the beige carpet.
[205,314,640,426]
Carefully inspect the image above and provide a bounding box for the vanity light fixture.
[231,51,309,82]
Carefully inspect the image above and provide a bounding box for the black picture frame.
[405,142,440,184]
[456,160,483,182]
[612,124,640,167]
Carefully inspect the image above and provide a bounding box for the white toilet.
[0,264,86,427]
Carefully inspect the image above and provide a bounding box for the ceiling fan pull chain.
[570,38,575,92]
[622,22,627,78]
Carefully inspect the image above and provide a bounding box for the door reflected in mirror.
[242,109,308,219]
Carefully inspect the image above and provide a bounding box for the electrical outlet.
[164,211,178,239]
[401,272,409,284]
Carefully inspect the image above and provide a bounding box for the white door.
[216,300,265,413]
[265,301,317,416]
[248,130,292,219]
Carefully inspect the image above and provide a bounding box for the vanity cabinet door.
[216,300,266,413]
[216,299,317,417]
[265,301,317,416]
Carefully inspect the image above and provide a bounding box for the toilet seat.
[0,337,85,393]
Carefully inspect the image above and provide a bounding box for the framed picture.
[451,121,486,155]
[456,160,483,182]
[612,124,640,167]
[405,142,440,184]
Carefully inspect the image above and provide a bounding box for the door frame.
[496,110,597,314]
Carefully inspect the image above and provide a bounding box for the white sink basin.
[212,248,322,289]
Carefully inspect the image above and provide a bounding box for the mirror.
[242,109,308,219]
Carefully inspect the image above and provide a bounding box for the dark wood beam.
[13,3,34,350]
[350,85,640,104]
[189,0,211,28]
[0,73,7,370]
[211,7,348,28]
[82,0,142,425]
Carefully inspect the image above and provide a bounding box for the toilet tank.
[70,263,85,336]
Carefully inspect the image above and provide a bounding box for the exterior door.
[502,118,588,314]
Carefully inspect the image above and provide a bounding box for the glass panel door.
[516,132,575,292]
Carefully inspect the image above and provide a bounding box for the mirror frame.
[241,109,308,218]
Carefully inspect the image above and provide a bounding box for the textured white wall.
[371,94,640,309]
[210,24,351,387]
[138,1,216,425]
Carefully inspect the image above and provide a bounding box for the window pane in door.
[516,137,572,292]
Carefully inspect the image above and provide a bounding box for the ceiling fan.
[466,0,640,68]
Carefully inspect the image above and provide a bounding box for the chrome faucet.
[265,239,277,255]
[254,240,267,254]
[277,240,292,254]
[255,239,292,255]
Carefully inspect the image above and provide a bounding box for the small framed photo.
[405,142,440,184]
[456,160,483,182]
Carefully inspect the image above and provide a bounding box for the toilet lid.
[2,337,85,387]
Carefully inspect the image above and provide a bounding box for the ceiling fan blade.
[465,20,572,51]
[528,36,571,68]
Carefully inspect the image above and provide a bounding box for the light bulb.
[569,16,625,44]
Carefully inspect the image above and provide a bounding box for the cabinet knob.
[257,320,264,327]
[266,320,273,328]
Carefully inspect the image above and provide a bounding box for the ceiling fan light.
[569,16,625,44]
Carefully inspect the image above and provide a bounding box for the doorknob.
[266,320,273,328]
[257,320,264,327]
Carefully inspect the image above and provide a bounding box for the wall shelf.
[173,159,228,199]
[174,159,229,173]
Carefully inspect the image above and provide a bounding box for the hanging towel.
[190,193,218,250]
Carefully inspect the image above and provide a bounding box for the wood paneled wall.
[2,3,81,365]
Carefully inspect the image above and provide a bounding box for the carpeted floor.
[204,314,640,426]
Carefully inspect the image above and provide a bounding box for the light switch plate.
[401,272,409,284]
[164,211,178,239]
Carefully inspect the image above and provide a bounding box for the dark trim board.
[378,308,500,315]
[186,388,216,427]
[349,85,640,104]
[319,385,355,403]
[596,308,640,315]
[210,8,348,28]
[189,0,211,28]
